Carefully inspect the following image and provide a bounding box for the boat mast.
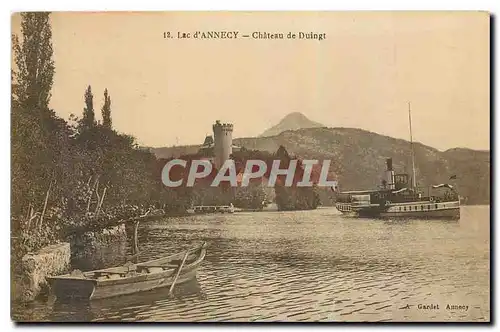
[408,102,417,189]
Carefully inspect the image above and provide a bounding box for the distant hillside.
[441,148,490,205]
[151,144,201,159]
[260,112,325,137]
[150,127,490,205]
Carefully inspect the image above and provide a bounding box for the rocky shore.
[12,223,130,303]
[12,243,71,303]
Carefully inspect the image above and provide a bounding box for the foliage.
[101,88,112,129]
[234,185,267,210]
[272,146,321,211]
[11,12,62,217]
[12,12,54,112]
[11,13,177,257]
[275,185,320,211]
[79,85,96,132]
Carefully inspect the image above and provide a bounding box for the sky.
[11,12,490,151]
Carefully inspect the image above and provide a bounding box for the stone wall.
[12,224,130,303]
[13,242,71,302]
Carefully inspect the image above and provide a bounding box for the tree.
[11,12,58,215]
[275,145,290,160]
[12,12,55,113]
[80,85,96,131]
[12,13,201,266]
[101,88,112,129]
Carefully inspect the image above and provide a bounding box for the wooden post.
[25,203,31,221]
[94,180,100,211]
[95,187,107,217]
[39,181,53,231]
[87,176,99,212]
[25,203,32,231]
[133,220,140,255]
[131,208,152,256]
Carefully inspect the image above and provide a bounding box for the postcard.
[10,11,490,322]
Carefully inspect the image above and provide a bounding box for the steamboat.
[335,103,460,220]
[335,158,460,220]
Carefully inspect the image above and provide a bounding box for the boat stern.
[47,276,97,301]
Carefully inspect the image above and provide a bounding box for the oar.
[168,251,189,297]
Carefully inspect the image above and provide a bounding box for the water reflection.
[71,239,128,271]
[50,300,94,322]
[49,279,204,322]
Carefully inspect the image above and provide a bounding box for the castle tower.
[213,120,233,170]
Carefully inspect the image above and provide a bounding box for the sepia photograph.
[10,11,490,322]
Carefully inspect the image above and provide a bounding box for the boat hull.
[50,265,199,301]
[49,278,97,300]
[48,243,207,301]
[336,201,461,220]
[378,207,460,219]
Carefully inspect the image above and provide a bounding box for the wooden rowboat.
[47,242,207,301]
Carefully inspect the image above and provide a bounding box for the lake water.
[12,206,490,322]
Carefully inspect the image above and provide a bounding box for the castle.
[200,120,240,169]
[196,120,275,208]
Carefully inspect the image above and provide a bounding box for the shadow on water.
[71,239,129,272]
[49,279,205,322]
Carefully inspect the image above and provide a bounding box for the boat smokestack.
[385,158,395,189]
[386,158,393,171]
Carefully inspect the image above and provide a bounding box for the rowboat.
[47,242,207,301]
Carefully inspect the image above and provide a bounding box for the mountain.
[260,112,325,137]
[150,127,490,205]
